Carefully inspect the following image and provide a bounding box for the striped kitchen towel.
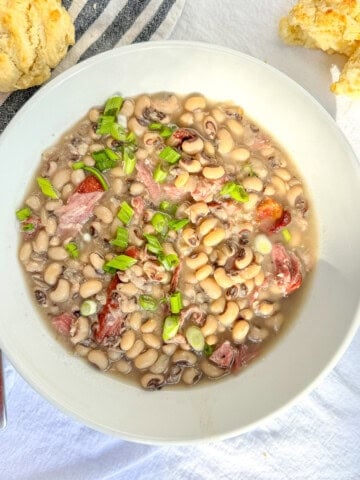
[0,0,185,134]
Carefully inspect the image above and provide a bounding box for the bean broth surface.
[17,92,317,390]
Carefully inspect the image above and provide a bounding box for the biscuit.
[279,0,360,56]
[0,0,74,92]
[331,45,360,97]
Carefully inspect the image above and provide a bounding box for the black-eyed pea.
[182,137,204,155]
[62,183,74,201]
[226,118,244,137]
[211,107,226,123]
[94,205,113,224]
[229,147,250,162]
[214,268,234,289]
[182,367,202,385]
[71,169,85,186]
[242,176,264,192]
[232,320,250,343]
[182,270,197,284]
[89,252,104,271]
[202,165,225,180]
[240,263,262,280]
[120,330,136,351]
[201,315,218,337]
[198,217,218,237]
[200,360,225,378]
[179,112,194,126]
[264,313,284,332]
[175,171,190,189]
[287,185,303,207]
[128,117,147,136]
[203,116,217,139]
[162,343,177,356]
[234,247,253,270]
[49,279,70,303]
[182,227,199,247]
[200,277,222,300]
[44,262,62,286]
[264,184,275,196]
[271,175,287,196]
[45,199,62,211]
[134,94,151,117]
[26,195,41,210]
[150,354,170,374]
[273,167,291,181]
[217,128,234,154]
[83,265,97,279]
[179,158,202,173]
[82,155,95,167]
[89,143,104,153]
[185,251,208,270]
[48,246,68,261]
[70,316,90,344]
[254,270,265,287]
[243,193,259,212]
[45,216,57,236]
[129,181,145,196]
[203,228,225,247]
[195,264,213,281]
[126,339,145,360]
[74,344,91,357]
[115,359,132,374]
[140,373,164,389]
[205,334,218,346]
[79,279,102,298]
[120,99,134,117]
[257,301,277,317]
[107,348,123,361]
[88,108,100,122]
[204,141,215,156]
[19,242,32,263]
[184,95,206,111]
[248,325,269,342]
[88,349,108,370]
[52,168,71,190]
[134,349,158,369]
[111,167,123,178]
[143,333,161,349]
[128,311,142,331]
[245,279,255,295]
[210,297,226,315]
[239,308,254,321]
[218,301,239,327]
[33,230,49,253]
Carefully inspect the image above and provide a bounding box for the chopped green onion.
[65,242,79,258]
[72,161,85,170]
[220,181,249,203]
[117,201,134,225]
[186,326,205,351]
[16,207,31,221]
[153,163,168,183]
[96,115,115,135]
[123,147,136,175]
[83,166,109,190]
[151,212,169,236]
[37,177,59,199]
[204,343,215,357]
[162,315,180,341]
[254,234,272,255]
[91,148,119,171]
[22,222,34,231]
[80,300,97,316]
[170,291,183,314]
[159,126,175,139]
[103,96,123,116]
[110,226,128,250]
[110,123,127,142]
[159,201,177,216]
[243,162,257,177]
[159,253,179,271]
[282,228,292,243]
[148,123,175,139]
[158,146,181,164]
[126,131,137,144]
[144,234,163,255]
[148,122,163,131]
[168,218,190,231]
[103,254,137,273]
[139,295,158,312]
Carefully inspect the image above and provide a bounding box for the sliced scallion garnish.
[282,228,292,243]
[220,181,249,203]
[204,343,215,357]
[186,326,205,351]
[91,148,119,171]
[168,218,190,231]
[126,131,137,144]
[80,300,97,316]
[162,315,180,341]
[110,123,127,142]
[37,177,59,199]
[16,207,31,221]
[159,201,177,216]
[153,163,168,183]
[65,242,79,258]
[254,234,272,255]
[103,254,137,273]
[72,161,85,170]
[22,222,35,232]
[139,295,158,312]
[170,291,183,314]
[148,123,175,139]
[148,122,162,131]
[103,96,123,116]
[96,115,115,135]
[158,146,181,164]
[83,166,109,190]
[117,201,134,225]
[110,226,128,250]
[159,253,179,271]
[123,148,136,175]
[144,233,163,255]
[151,212,169,236]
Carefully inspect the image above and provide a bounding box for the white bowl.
[0,41,359,444]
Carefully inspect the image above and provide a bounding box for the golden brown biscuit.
[331,45,360,97]
[279,0,360,56]
[0,0,74,92]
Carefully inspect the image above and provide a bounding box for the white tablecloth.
[1,1,359,479]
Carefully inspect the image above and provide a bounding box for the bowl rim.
[1,40,359,444]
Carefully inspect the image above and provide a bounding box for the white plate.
[0,41,359,444]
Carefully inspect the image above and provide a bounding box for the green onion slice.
[159,201,177,216]
[170,291,183,314]
[65,242,79,259]
[110,123,127,142]
[16,207,31,221]
[144,234,163,255]
[186,326,205,351]
[82,166,109,190]
[159,126,175,139]
[139,295,158,312]
[158,146,181,164]
[148,122,163,131]
[72,161,85,170]
[123,148,136,175]
[159,253,179,271]
[37,177,59,199]
[103,254,137,273]
[117,201,134,225]
[220,181,249,203]
[96,115,115,135]
[22,222,35,232]
[153,163,168,183]
[126,131,137,144]
[80,300,97,316]
[92,148,119,171]
[204,343,215,357]
[110,226,128,250]
[282,228,292,243]
[168,218,190,231]
[103,96,123,116]
[151,212,169,236]
[162,315,180,341]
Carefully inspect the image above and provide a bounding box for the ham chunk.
[136,161,162,203]
[272,243,302,295]
[52,313,74,336]
[209,341,236,369]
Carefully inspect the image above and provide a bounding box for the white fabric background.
[1,1,359,479]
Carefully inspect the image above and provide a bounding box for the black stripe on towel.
[134,0,176,42]
[62,0,72,10]
[74,0,112,40]
[0,87,39,133]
